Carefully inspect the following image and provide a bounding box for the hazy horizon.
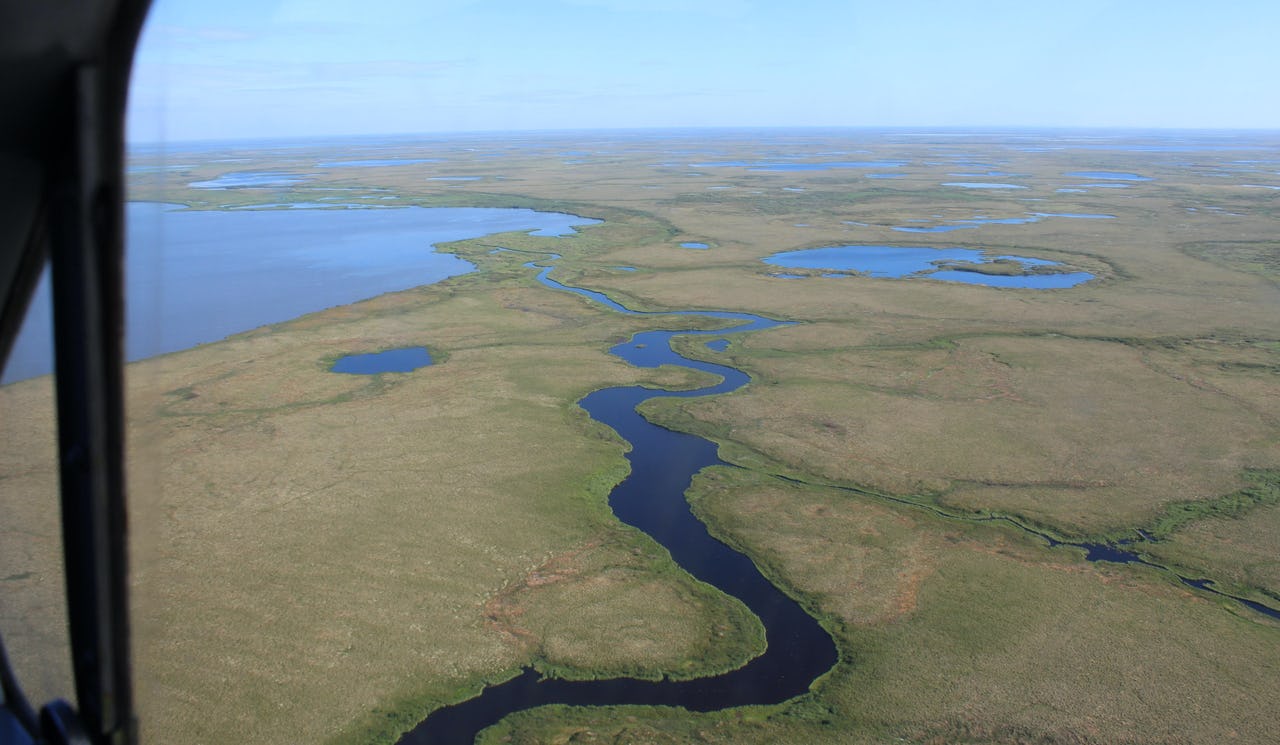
[127,0,1280,144]
[125,124,1280,149]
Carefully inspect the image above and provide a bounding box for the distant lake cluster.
[19,127,1274,385]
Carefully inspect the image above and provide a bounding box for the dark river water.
[395,259,838,743]
[398,254,1279,743]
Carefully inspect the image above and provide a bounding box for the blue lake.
[681,242,710,249]
[948,171,1019,177]
[188,171,309,188]
[894,215,1041,233]
[1031,212,1115,219]
[691,161,906,171]
[4,203,599,383]
[229,202,388,210]
[750,161,906,171]
[331,347,433,374]
[893,225,972,233]
[1064,171,1151,181]
[127,163,194,173]
[967,216,1040,224]
[317,158,442,168]
[763,245,1093,288]
[893,212,1113,233]
[942,182,1027,189]
[927,270,1094,288]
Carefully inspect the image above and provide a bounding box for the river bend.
[396,259,838,743]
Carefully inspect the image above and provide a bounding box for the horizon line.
[126,124,1280,149]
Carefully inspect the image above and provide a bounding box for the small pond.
[762,245,1093,288]
[331,347,432,374]
[948,171,1019,177]
[681,242,710,249]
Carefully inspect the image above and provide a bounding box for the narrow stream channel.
[789,477,1280,622]
[398,255,1279,744]
[396,259,838,743]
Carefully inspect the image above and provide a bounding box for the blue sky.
[126,0,1280,142]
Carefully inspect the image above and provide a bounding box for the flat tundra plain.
[2,129,1278,744]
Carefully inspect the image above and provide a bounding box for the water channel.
[395,257,839,743]
[398,253,1279,743]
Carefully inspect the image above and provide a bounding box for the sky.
[126,0,1280,142]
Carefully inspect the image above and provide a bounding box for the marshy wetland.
[3,128,1279,744]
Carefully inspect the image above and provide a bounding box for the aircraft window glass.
[0,262,75,709]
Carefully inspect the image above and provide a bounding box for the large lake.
[3,203,598,383]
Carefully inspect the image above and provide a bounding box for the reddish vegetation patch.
[891,563,931,620]
[483,538,602,650]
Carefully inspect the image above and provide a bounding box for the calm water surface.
[1064,171,1151,181]
[188,171,308,188]
[331,347,433,374]
[317,158,443,168]
[763,245,1093,288]
[941,182,1027,189]
[396,259,837,744]
[3,203,599,383]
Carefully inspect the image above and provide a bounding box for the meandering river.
[399,253,1280,744]
[395,258,839,743]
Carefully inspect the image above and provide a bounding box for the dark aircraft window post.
[0,1,153,743]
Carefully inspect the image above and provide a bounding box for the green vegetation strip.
[1137,469,1280,541]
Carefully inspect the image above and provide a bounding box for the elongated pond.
[396,258,838,744]
[762,245,1094,288]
